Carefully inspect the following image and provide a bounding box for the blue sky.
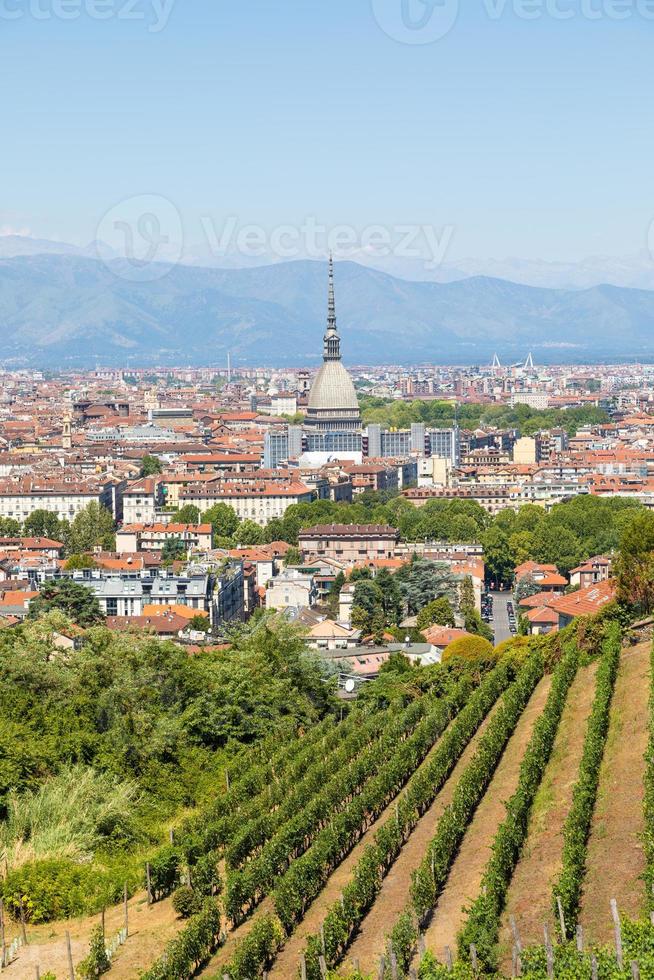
[2,0,653,262]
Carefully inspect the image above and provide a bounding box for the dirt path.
[268,709,476,979]
[420,676,552,961]
[497,662,598,966]
[580,642,650,943]
[2,891,182,980]
[344,703,503,977]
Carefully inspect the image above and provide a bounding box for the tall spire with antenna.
[323,253,341,360]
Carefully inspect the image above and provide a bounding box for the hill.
[3,255,654,365]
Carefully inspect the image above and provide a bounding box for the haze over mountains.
[2,238,654,366]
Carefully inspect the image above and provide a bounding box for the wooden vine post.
[610,898,624,969]
[124,882,129,937]
[65,930,75,980]
[146,862,153,906]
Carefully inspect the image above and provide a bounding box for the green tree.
[65,554,98,571]
[140,454,162,477]
[176,504,201,525]
[458,575,476,617]
[284,546,302,566]
[29,579,103,627]
[416,596,455,631]
[480,526,514,587]
[531,521,583,574]
[327,571,345,618]
[442,634,495,664]
[374,568,403,626]
[187,614,211,633]
[236,520,265,546]
[396,559,458,616]
[616,510,654,613]
[0,517,21,537]
[203,503,240,539]
[66,503,115,554]
[162,539,187,564]
[23,510,64,540]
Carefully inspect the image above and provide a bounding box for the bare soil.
[579,642,650,943]
[419,676,553,962]
[1,891,182,980]
[498,661,598,968]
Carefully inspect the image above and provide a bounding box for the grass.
[0,764,143,868]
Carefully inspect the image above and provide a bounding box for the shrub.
[1,858,129,924]
[146,844,180,901]
[191,850,222,896]
[442,635,495,664]
[78,924,110,979]
[172,886,202,919]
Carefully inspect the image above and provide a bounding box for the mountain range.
[2,250,654,366]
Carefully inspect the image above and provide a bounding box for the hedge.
[552,622,622,933]
[300,661,514,977]
[645,638,654,910]
[140,898,222,980]
[456,640,582,970]
[226,680,473,925]
[386,652,547,973]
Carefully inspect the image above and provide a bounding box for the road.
[490,590,513,645]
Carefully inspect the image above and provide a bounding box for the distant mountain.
[5,233,654,291]
[1,253,654,366]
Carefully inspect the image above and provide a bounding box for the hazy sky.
[2,0,653,263]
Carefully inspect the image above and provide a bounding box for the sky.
[2,0,654,265]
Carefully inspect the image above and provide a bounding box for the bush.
[442,635,495,664]
[191,850,222,896]
[1,858,131,924]
[172,886,202,919]
[78,924,110,979]
[146,844,180,901]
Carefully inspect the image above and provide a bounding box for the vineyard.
[3,612,654,979]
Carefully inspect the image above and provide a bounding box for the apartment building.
[0,477,122,522]
[179,481,314,526]
[299,524,400,563]
[116,523,213,554]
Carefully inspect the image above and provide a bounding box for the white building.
[179,481,314,527]
[265,569,317,611]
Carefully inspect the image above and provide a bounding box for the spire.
[323,253,341,361]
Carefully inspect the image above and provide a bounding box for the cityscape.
[3,2,654,979]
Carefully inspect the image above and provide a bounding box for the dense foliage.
[357,395,609,437]
[0,613,337,920]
